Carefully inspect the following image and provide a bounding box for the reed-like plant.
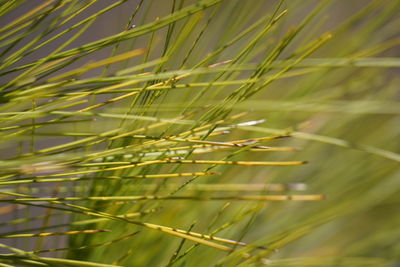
[0,0,399,266]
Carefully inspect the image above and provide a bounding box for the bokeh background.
[0,0,399,266]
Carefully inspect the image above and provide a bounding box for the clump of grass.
[0,0,399,266]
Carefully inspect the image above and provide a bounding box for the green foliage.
[0,0,399,266]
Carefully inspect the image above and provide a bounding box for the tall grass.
[0,0,399,266]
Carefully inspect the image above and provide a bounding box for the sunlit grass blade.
[2,194,324,203]
[0,229,109,239]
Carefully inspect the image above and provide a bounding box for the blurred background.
[0,0,399,266]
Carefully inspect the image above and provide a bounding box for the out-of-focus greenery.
[0,0,399,266]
